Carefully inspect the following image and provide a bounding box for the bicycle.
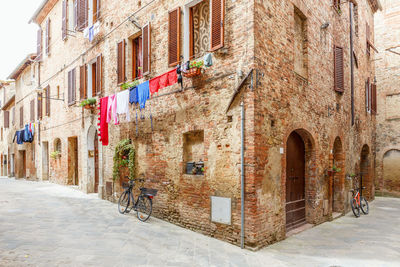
[350,186,369,217]
[118,178,158,222]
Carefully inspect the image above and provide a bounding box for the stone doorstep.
[285,223,314,238]
[332,212,343,220]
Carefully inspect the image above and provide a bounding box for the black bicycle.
[118,178,158,222]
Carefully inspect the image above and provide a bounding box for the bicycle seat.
[349,189,355,193]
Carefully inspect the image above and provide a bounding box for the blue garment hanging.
[129,86,138,105]
[137,81,150,109]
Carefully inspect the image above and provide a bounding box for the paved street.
[0,177,399,267]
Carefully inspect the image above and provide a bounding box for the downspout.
[240,100,245,249]
[350,2,355,126]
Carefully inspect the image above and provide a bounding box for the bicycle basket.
[140,188,158,196]
[122,182,130,189]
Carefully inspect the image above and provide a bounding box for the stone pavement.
[0,177,399,267]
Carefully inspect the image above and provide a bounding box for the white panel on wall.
[211,196,231,225]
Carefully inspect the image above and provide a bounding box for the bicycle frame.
[353,189,360,206]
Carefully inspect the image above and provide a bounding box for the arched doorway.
[332,137,345,213]
[382,149,400,196]
[87,126,99,193]
[360,145,371,199]
[285,129,315,231]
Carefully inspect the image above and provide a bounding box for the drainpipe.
[350,2,355,126]
[240,100,245,249]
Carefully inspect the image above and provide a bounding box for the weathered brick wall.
[374,0,400,196]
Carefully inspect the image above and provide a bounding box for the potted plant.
[183,60,204,78]
[50,151,61,160]
[79,98,97,109]
[327,165,341,176]
[121,80,140,90]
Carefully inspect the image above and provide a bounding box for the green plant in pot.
[113,139,135,181]
[79,98,97,109]
[50,151,61,160]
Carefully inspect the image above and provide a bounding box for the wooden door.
[94,132,99,193]
[286,132,306,230]
[22,151,26,178]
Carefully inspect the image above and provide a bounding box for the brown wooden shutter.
[77,0,87,31]
[371,84,377,114]
[79,65,87,99]
[72,68,76,103]
[45,19,50,55]
[168,9,180,67]
[334,45,344,92]
[37,94,42,120]
[37,28,42,61]
[20,107,23,128]
[96,0,101,22]
[62,0,67,40]
[30,100,35,122]
[210,0,225,51]
[74,0,78,29]
[69,69,76,105]
[96,54,102,95]
[117,40,126,84]
[142,23,151,74]
[4,111,9,129]
[46,85,50,117]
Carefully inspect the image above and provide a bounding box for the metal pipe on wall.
[350,2,355,126]
[240,100,245,249]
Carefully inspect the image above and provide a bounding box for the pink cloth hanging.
[106,94,119,125]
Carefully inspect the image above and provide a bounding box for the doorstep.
[286,223,314,238]
[332,212,342,220]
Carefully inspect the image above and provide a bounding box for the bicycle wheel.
[136,196,152,222]
[351,198,360,217]
[360,196,369,214]
[118,191,130,214]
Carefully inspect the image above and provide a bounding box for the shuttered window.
[68,68,76,105]
[45,86,50,117]
[334,45,344,92]
[365,78,370,113]
[96,54,102,95]
[37,94,43,120]
[371,83,377,114]
[45,19,50,55]
[93,0,100,23]
[20,107,23,128]
[210,0,225,51]
[142,23,151,74]
[30,100,35,122]
[168,9,180,67]
[117,40,126,84]
[76,0,87,31]
[62,0,67,40]
[4,111,9,129]
[37,28,42,61]
[80,65,87,99]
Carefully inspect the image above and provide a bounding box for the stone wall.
[374,0,400,197]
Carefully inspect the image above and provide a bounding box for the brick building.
[375,0,400,197]
[20,0,381,249]
[0,80,15,177]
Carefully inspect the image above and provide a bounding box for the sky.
[0,0,43,80]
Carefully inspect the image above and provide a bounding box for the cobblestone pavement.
[0,177,399,267]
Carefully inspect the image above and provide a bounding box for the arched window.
[54,138,62,153]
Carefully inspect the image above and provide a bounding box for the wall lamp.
[321,22,330,29]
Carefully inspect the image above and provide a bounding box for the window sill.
[183,174,204,178]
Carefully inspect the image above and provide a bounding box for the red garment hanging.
[98,97,109,146]
[149,76,161,95]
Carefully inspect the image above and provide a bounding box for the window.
[294,7,308,78]
[334,45,344,92]
[68,0,76,31]
[353,3,359,37]
[68,68,76,105]
[4,111,9,129]
[45,18,50,56]
[30,99,35,122]
[62,0,68,40]
[76,0,87,31]
[182,0,225,62]
[81,54,102,98]
[117,40,126,84]
[54,138,62,153]
[1,128,3,141]
[37,28,42,61]
[371,83,377,114]
[44,85,50,117]
[12,107,15,125]
[131,35,143,80]
[366,78,371,113]
[386,93,400,120]
[37,94,42,120]
[20,107,23,128]
[333,0,341,12]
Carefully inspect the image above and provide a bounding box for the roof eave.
[7,54,37,80]
[28,0,50,24]
[2,95,15,111]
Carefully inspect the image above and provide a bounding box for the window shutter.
[74,0,78,29]
[210,0,225,51]
[37,94,42,120]
[69,69,76,105]
[371,84,377,114]
[37,28,42,61]
[4,111,9,129]
[334,45,344,92]
[168,9,180,67]
[30,100,35,122]
[79,65,86,99]
[96,0,101,21]
[142,23,151,74]
[45,19,50,55]
[365,78,370,112]
[20,107,23,128]
[72,68,76,103]
[77,0,87,31]
[46,86,50,117]
[62,0,67,40]
[117,40,126,84]
[96,54,102,95]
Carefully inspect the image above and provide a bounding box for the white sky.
[0,0,43,80]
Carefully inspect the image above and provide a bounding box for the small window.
[294,7,308,78]
[54,138,62,153]
[189,1,210,59]
[333,0,342,13]
[353,4,359,37]
[183,130,205,176]
[131,35,143,80]
[68,0,76,31]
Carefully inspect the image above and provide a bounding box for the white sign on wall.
[211,196,231,225]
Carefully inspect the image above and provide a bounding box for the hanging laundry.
[168,68,178,85]
[137,81,150,109]
[13,130,24,145]
[23,124,33,143]
[149,77,161,95]
[107,94,119,125]
[116,90,131,122]
[98,97,109,146]
[204,53,213,67]
[159,72,168,89]
[129,86,138,105]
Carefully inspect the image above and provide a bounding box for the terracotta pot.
[84,104,94,110]
[183,67,202,78]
